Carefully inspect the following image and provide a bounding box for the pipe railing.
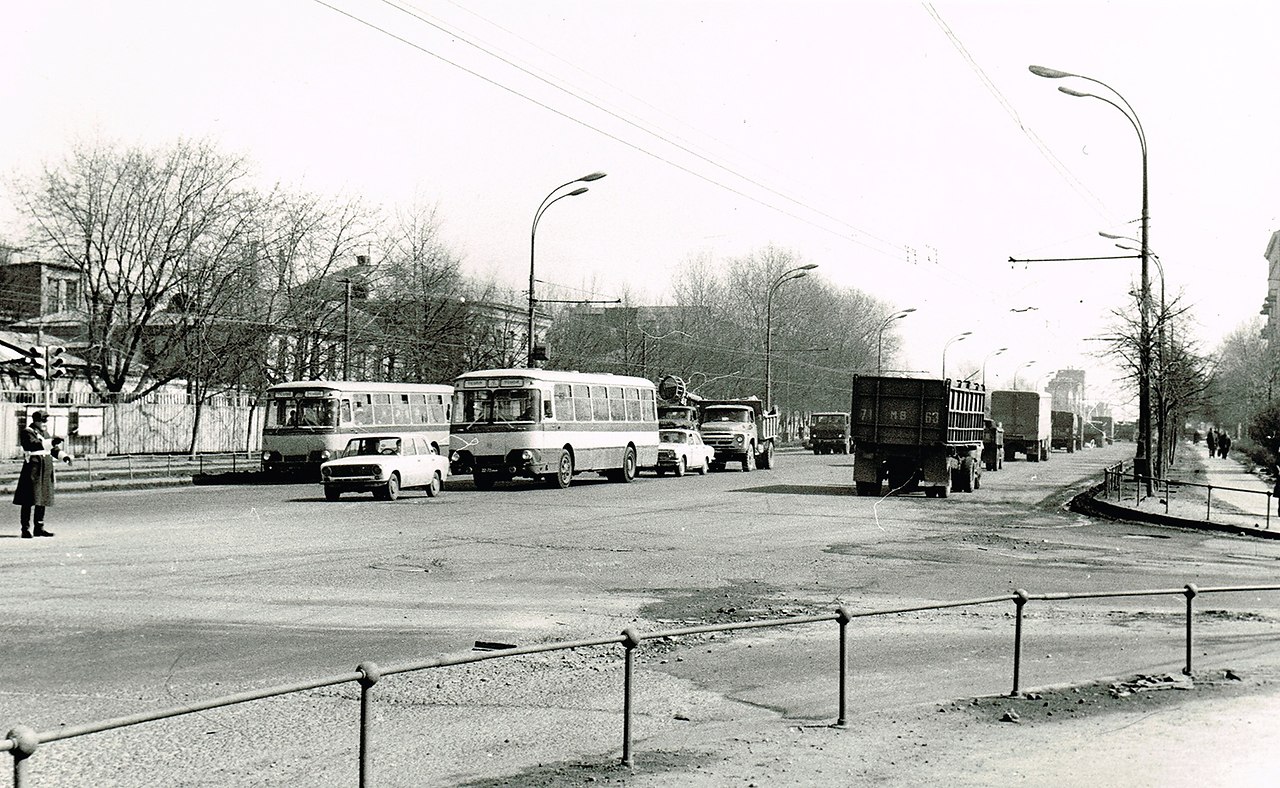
[7,581,1280,786]
[1103,463,1274,529]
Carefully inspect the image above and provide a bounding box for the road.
[3,443,1279,785]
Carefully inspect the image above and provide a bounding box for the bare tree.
[14,138,260,400]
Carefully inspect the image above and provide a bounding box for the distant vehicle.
[320,434,448,501]
[1051,410,1082,453]
[851,376,986,498]
[655,428,714,476]
[700,397,780,472]
[261,380,452,477]
[449,369,659,489]
[1087,415,1115,445]
[990,390,1052,462]
[809,412,851,454]
[983,418,1004,471]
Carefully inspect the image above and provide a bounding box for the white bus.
[449,369,659,489]
[261,380,453,476]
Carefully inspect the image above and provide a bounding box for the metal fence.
[6,581,1279,787]
[1102,461,1275,528]
[0,451,258,492]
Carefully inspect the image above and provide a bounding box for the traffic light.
[26,346,46,380]
[47,346,66,379]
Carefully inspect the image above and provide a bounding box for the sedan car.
[655,428,714,477]
[320,435,448,500]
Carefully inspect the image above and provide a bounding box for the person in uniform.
[12,410,72,538]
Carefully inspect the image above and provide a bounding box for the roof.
[452,368,657,389]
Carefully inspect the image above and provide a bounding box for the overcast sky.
[4,1,1277,414]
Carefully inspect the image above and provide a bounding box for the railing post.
[1183,585,1198,676]
[1268,493,1272,530]
[86,454,93,491]
[1164,479,1169,515]
[834,606,851,728]
[1206,485,1212,522]
[357,661,381,788]
[1010,590,1028,697]
[7,725,38,788]
[620,628,641,768]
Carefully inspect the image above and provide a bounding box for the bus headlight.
[734,435,745,445]
[519,449,535,462]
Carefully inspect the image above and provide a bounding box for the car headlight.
[372,466,385,479]
[319,449,331,461]
[321,466,331,478]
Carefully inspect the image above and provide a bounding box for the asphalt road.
[4,443,1279,785]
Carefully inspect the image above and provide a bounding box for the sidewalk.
[1077,441,1279,538]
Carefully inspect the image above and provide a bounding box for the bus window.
[591,386,609,421]
[372,393,392,424]
[554,384,571,420]
[573,385,592,421]
[394,394,412,425]
[607,387,624,421]
[625,388,641,421]
[353,394,373,426]
[340,399,353,425]
[410,394,428,424]
[641,389,656,421]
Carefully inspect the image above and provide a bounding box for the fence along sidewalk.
[5,581,1280,787]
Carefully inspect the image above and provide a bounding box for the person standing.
[1219,431,1232,458]
[1206,428,1217,458]
[12,410,72,538]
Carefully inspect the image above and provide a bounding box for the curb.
[1068,482,1280,541]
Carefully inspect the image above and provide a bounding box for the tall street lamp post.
[1032,64,1152,491]
[765,263,818,409]
[941,331,972,379]
[982,347,1008,388]
[528,172,607,367]
[1013,361,1036,391]
[876,308,916,375]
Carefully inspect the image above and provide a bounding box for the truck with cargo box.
[990,390,1052,462]
[850,375,986,498]
[699,398,779,472]
[1051,410,1082,453]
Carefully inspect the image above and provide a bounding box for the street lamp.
[981,347,1008,388]
[941,331,972,379]
[1013,360,1036,391]
[1032,63,1152,490]
[528,172,607,367]
[765,263,819,409]
[876,308,916,375]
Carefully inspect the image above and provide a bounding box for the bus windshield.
[452,389,540,424]
[266,397,338,428]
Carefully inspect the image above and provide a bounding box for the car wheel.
[698,457,709,475]
[324,486,341,501]
[548,450,573,489]
[426,470,442,497]
[674,457,687,477]
[385,473,401,501]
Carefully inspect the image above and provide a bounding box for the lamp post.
[981,347,1008,388]
[765,263,819,409]
[1013,361,1036,391]
[876,308,916,375]
[1032,64,1152,492]
[528,172,607,367]
[941,331,972,379]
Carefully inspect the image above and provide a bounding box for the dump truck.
[850,376,986,498]
[809,411,851,454]
[699,397,779,472]
[990,390,1052,462]
[1051,410,1082,453]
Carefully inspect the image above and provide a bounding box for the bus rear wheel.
[607,446,637,483]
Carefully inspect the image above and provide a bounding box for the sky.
[4,0,1278,417]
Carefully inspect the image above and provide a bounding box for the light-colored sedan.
[320,435,448,500]
[655,428,714,477]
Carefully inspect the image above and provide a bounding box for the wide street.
[4,443,1280,785]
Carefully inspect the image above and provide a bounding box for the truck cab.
[809,411,851,454]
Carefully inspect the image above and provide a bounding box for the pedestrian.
[12,410,72,538]
[1206,428,1217,457]
[1219,432,1232,458]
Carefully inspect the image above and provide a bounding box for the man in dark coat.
[13,410,72,538]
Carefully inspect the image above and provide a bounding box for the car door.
[407,437,426,488]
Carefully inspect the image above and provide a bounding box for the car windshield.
[344,437,401,456]
[660,431,689,444]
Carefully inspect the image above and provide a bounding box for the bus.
[449,369,659,489]
[260,380,453,476]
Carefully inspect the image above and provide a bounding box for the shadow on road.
[731,484,850,496]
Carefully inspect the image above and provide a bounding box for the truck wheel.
[937,481,950,499]
[855,481,879,496]
[742,446,755,472]
[813,448,821,456]
[474,471,497,490]
[759,443,774,469]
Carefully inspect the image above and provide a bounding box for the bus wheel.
[614,446,637,483]
[474,472,497,491]
[426,471,443,498]
[548,450,573,489]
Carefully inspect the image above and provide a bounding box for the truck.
[850,375,986,498]
[656,376,702,430]
[808,411,851,454]
[990,390,1052,462]
[1086,415,1114,446]
[1051,410,1082,453]
[699,398,780,472]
